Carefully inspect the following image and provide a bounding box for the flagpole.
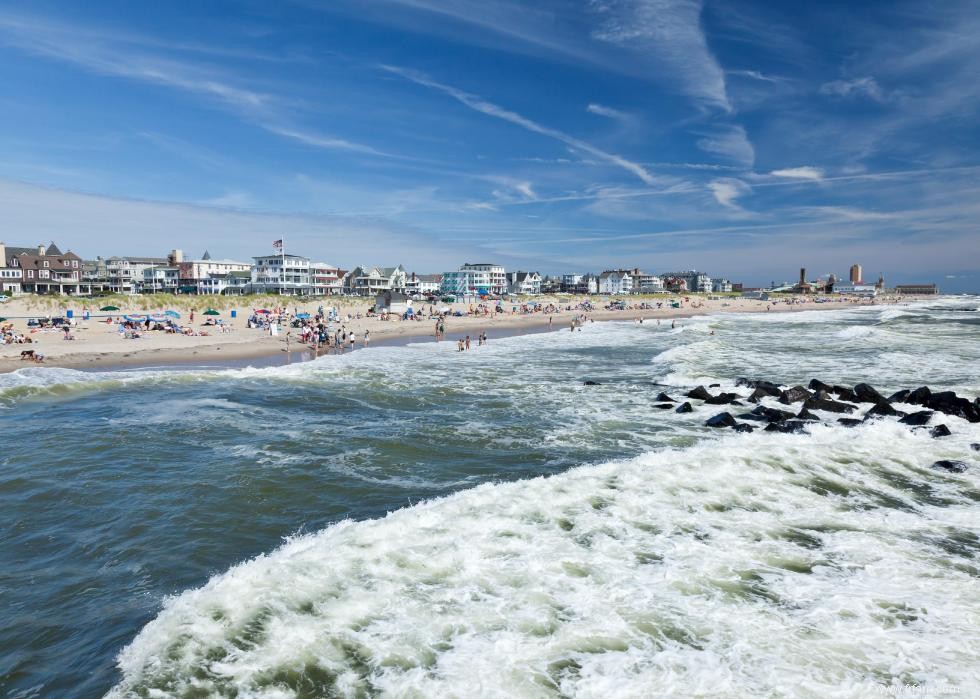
[281,236,285,295]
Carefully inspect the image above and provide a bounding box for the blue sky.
[0,0,978,289]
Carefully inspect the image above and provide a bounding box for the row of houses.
[0,241,733,298]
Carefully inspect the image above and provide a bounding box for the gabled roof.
[45,241,63,255]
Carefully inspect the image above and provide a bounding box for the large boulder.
[808,379,833,392]
[675,402,693,414]
[655,392,676,402]
[733,423,755,433]
[778,386,813,404]
[743,405,796,423]
[796,407,820,421]
[803,396,856,414]
[899,410,934,426]
[864,401,902,419]
[765,421,808,434]
[887,389,911,404]
[686,386,712,401]
[929,424,951,438]
[832,385,859,402]
[906,386,932,405]
[930,460,967,473]
[854,383,886,404]
[837,418,862,427]
[705,412,737,428]
[705,392,742,405]
[925,391,980,423]
[654,403,674,410]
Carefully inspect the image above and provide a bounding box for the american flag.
[272,239,283,249]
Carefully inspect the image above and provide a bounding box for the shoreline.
[0,296,909,374]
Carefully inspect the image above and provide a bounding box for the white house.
[343,265,407,296]
[310,262,343,295]
[441,262,507,296]
[178,251,252,289]
[250,253,312,295]
[142,266,180,293]
[712,278,733,293]
[598,270,633,294]
[506,271,542,295]
[405,273,442,295]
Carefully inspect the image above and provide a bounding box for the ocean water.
[1,299,978,698]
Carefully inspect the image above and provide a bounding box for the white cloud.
[587,103,627,119]
[695,125,755,167]
[708,178,750,208]
[819,76,886,102]
[382,65,658,185]
[727,69,781,83]
[770,166,824,181]
[591,0,731,113]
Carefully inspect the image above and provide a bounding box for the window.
[43,261,49,268]
[28,270,34,278]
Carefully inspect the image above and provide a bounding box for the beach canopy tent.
[100,305,120,311]
[203,309,220,316]
[295,312,311,319]
[124,314,146,322]
[164,310,181,318]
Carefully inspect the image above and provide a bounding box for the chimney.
[38,243,46,256]
[0,242,5,267]
[799,267,806,285]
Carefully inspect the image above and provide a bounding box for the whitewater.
[1,298,978,697]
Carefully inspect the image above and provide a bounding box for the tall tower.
[850,264,862,283]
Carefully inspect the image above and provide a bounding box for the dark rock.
[929,424,951,438]
[747,405,796,423]
[747,388,768,403]
[888,389,911,403]
[803,397,856,414]
[737,379,781,397]
[796,408,820,421]
[925,391,980,423]
[837,418,862,427]
[675,402,693,414]
[813,389,832,400]
[733,423,755,433]
[906,386,932,405]
[705,412,737,428]
[854,383,886,404]
[655,392,676,402]
[584,380,601,386]
[899,410,934,426]
[686,386,712,401]
[705,392,742,405]
[808,379,833,392]
[971,443,980,451]
[709,383,721,388]
[832,385,859,402]
[654,403,674,410]
[930,460,967,473]
[764,420,808,434]
[778,386,813,404]
[864,401,902,419]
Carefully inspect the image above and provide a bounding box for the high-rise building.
[849,264,862,283]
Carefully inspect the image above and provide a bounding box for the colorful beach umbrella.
[203,309,220,316]
[100,305,120,311]
[295,312,311,319]
[164,310,181,318]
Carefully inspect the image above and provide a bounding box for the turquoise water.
[1,300,978,697]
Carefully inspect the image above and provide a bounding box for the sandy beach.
[0,293,905,373]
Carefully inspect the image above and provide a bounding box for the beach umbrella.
[296,312,311,319]
[124,314,146,322]
[0,317,7,323]
[100,305,120,311]
[149,313,167,322]
[164,310,181,318]
[203,309,220,316]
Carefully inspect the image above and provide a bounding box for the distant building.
[850,264,863,283]
[661,270,712,293]
[405,273,443,295]
[598,270,633,294]
[506,271,542,295]
[441,263,507,296]
[630,269,665,293]
[0,241,87,295]
[250,253,312,295]
[177,251,252,292]
[105,255,168,294]
[712,278,733,293]
[793,267,813,294]
[895,283,939,295]
[832,282,877,296]
[310,262,343,295]
[343,265,407,296]
[142,266,180,293]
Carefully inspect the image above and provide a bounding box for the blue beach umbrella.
[296,312,311,319]
[164,310,181,318]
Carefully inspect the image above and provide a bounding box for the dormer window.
[43,261,49,268]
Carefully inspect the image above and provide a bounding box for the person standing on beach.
[465,335,471,350]
[349,332,356,350]
[364,330,370,347]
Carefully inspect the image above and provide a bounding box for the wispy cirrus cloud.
[382,65,658,185]
[770,166,824,181]
[695,125,755,167]
[587,103,627,120]
[708,178,750,208]
[819,76,887,102]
